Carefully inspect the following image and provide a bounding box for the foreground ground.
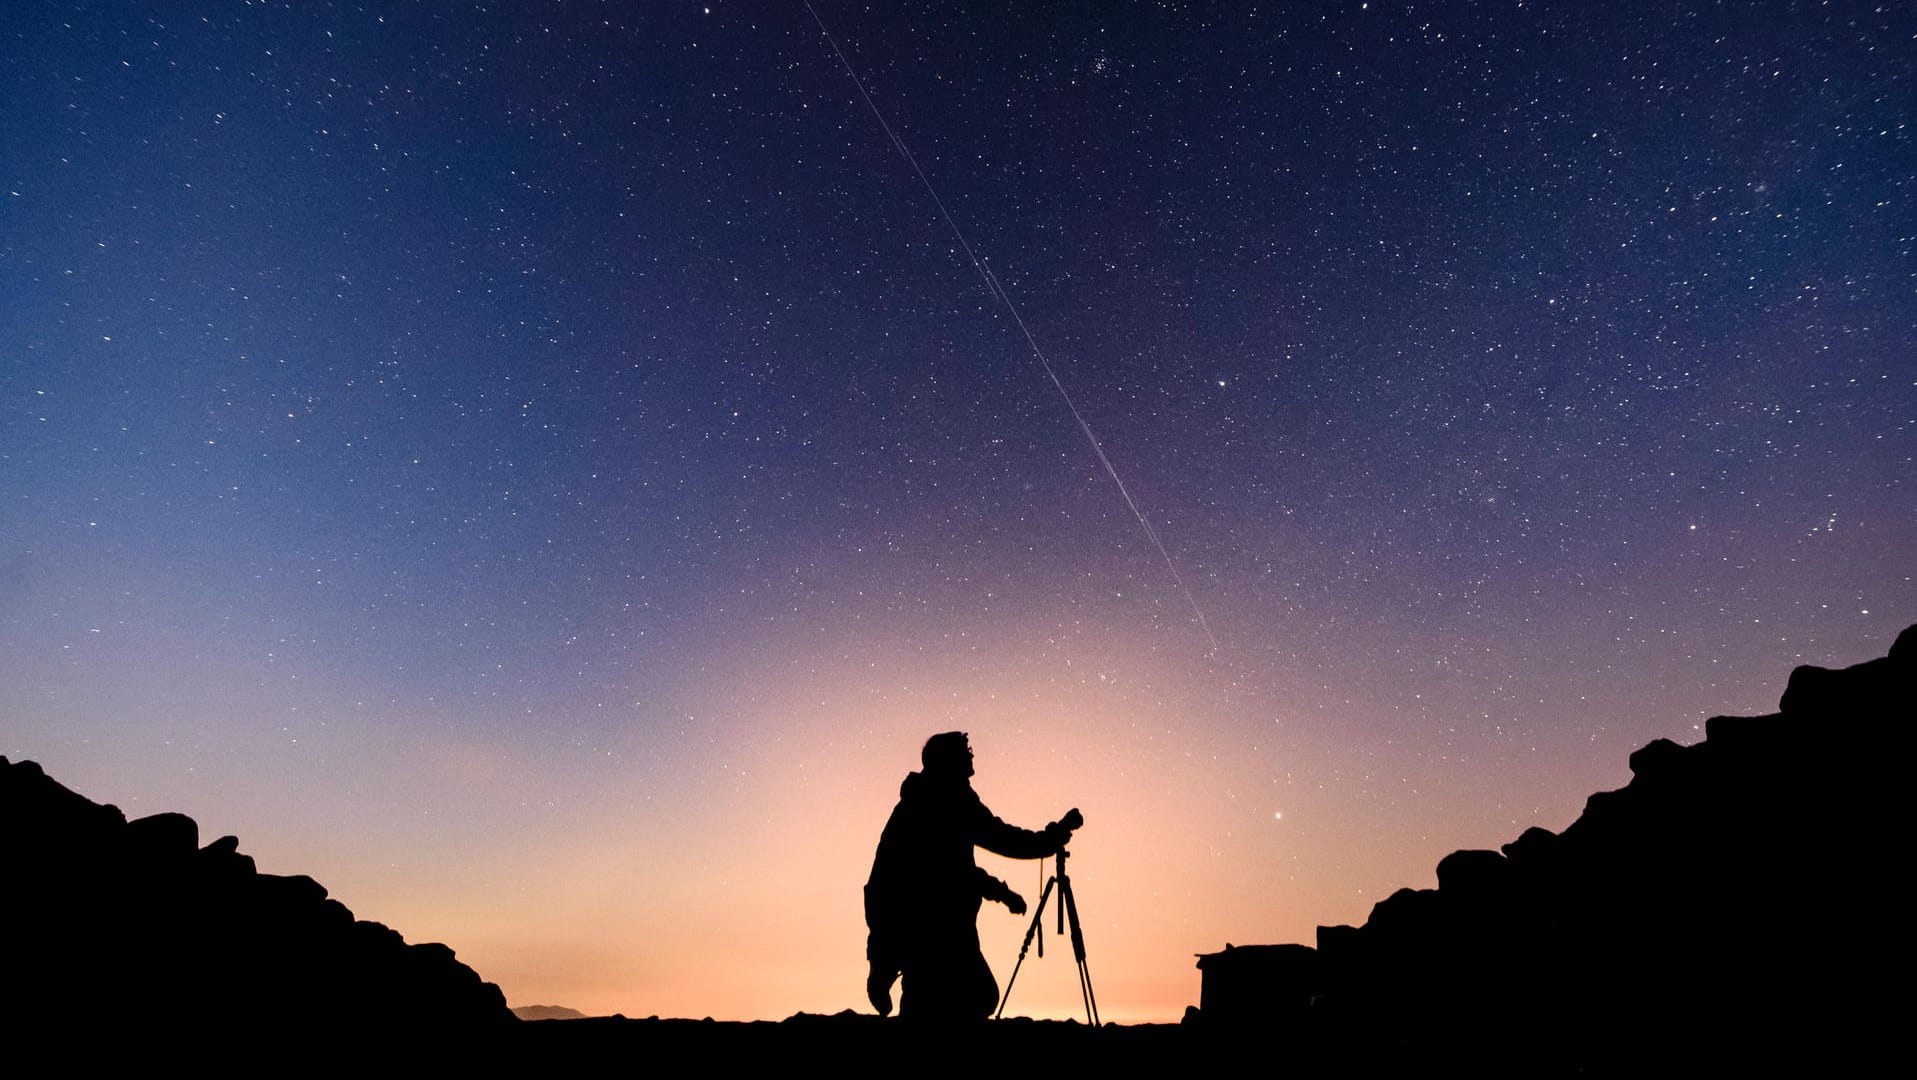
[509,1012,1193,1069]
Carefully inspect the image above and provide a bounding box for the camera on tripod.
[998,807,1098,1025]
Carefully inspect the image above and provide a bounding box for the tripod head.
[1050,807,1085,857]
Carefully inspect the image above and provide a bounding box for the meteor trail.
[803,0,1220,655]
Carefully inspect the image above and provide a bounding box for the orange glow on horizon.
[199,610,1617,1024]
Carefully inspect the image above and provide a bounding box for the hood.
[899,768,968,801]
[900,769,925,799]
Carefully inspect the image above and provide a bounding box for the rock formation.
[0,757,514,1046]
[1195,623,1911,1074]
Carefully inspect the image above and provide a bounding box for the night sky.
[4,1,1912,1021]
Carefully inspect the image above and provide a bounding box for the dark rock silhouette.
[1192,622,1913,1074]
[0,757,514,1047]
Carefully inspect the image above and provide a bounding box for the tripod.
[996,844,1100,1026]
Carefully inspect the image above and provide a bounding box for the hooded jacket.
[865,769,1062,937]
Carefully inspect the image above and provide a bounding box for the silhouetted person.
[864,731,1079,1020]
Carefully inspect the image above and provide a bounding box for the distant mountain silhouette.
[1194,622,1912,1074]
[513,1004,589,1021]
[0,757,514,1048]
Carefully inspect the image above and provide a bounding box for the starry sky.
[3,1,1912,1021]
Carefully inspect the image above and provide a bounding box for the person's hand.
[1044,808,1083,852]
[1004,889,1027,916]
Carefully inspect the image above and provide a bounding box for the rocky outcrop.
[1193,623,1912,1074]
[0,757,514,1044]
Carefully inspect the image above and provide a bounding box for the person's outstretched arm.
[970,796,1077,859]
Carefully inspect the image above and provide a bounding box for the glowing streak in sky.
[803,0,1221,655]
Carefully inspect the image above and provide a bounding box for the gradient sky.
[3,1,1911,1021]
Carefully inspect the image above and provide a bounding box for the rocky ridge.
[0,756,514,1044]
[1196,623,1912,1072]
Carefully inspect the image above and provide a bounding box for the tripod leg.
[995,876,1056,1020]
[1059,876,1100,1027]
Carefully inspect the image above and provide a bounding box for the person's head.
[921,731,974,777]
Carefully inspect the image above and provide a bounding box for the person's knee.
[971,958,1000,1018]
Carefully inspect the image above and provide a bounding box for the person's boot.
[866,966,894,1016]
